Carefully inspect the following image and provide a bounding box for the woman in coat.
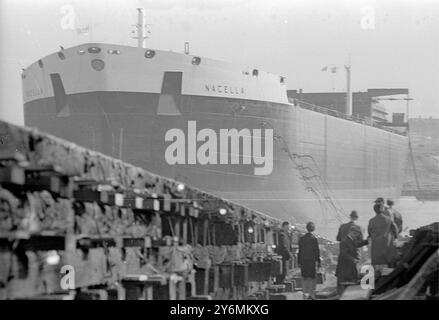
[298,222,321,299]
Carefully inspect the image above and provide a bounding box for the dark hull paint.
[24,91,408,238]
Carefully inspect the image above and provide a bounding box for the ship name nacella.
[204,84,245,95]
[165,121,273,176]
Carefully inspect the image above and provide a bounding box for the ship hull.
[24,91,408,238]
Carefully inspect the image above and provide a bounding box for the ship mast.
[134,8,147,48]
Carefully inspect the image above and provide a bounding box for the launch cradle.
[0,119,324,300]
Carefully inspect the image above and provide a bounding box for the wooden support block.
[284,281,294,292]
[178,277,186,300]
[193,267,209,296]
[160,194,171,212]
[175,220,181,239]
[194,223,199,246]
[208,266,220,294]
[24,166,73,196]
[219,263,234,289]
[168,274,183,300]
[122,237,152,248]
[136,197,159,211]
[75,184,161,209]
[267,284,286,293]
[76,289,108,300]
[269,293,288,300]
[233,263,248,287]
[194,266,210,296]
[270,259,282,277]
[73,189,103,203]
[170,200,180,213]
[204,267,209,295]
[214,266,220,292]
[180,204,186,217]
[76,237,116,250]
[192,207,199,218]
[59,177,74,198]
[0,166,25,185]
[0,234,66,251]
[121,274,166,300]
[98,191,124,207]
[182,218,188,245]
[186,270,196,297]
[292,277,302,290]
[202,219,208,246]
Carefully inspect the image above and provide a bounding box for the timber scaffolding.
[0,119,335,300]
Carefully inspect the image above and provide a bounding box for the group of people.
[336,197,403,293]
[276,198,404,299]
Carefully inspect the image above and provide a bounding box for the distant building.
[371,103,388,123]
[287,88,409,124]
[392,113,405,125]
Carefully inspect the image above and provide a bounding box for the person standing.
[368,203,398,273]
[298,222,321,299]
[336,222,368,295]
[386,199,403,234]
[336,210,363,243]
[374,197,387,215]
[276,221,292,284]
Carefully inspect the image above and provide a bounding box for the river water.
[397,197,438,232]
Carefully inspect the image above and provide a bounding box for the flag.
[321,66,328,72]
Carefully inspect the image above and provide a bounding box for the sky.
[1,0,438,125]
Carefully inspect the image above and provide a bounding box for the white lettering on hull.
[205,84,245,95]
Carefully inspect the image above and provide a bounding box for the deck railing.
[290,98,407,136]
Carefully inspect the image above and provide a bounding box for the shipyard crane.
[374,96,422,192]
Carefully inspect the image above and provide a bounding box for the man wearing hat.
[385,199,403,234]
[374,197,385,206]
[336,228,369,295]
[335,211,368,295]
[336,210,363,243]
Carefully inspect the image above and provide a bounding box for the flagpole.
[345,65,352,116]
[322,63,353,115]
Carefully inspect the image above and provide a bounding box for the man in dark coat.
[368,203,398,268]
[336,210,363,243]
[298,222,321,299]
[276,221,292,284]
[385,199,403,234]
[336,226,368,295]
